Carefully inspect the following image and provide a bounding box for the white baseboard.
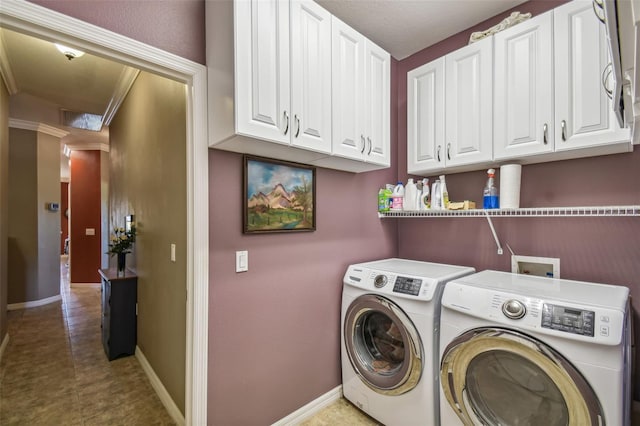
[0,333,9,363]
[135,346,185,426]
[70,283,100,288]
[272,385,343,426]
[7,294,62,310]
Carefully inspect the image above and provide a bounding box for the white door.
[290,0,332,154]
[553,1,630,151]
[235,0,291,145]
[407,57,445,174]
[494,11,554,160]
[331,16,365,160]
[364,40,390,167]
[445,36,493,168]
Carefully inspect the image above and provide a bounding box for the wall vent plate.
[511,255,560,278]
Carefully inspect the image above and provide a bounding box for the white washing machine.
[341,258,475,426]
[439,270,632,426]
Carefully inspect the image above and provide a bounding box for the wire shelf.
[378,205,640,218]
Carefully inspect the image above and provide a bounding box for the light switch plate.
[236,250,248,272]
[170,244,176,262]
[85,228,95,236]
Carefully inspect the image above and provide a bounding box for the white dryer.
[439,270,632,426]
[341,258,475,426]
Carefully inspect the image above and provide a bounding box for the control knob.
[502,299,526,319]
[374,275,388,288]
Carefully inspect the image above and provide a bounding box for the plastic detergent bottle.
[391,181,404,211]
[378,188,387,212]
[404,179,417,210]
[439,175,450,209]
[483,168,499,209]
[421,178,430,209]
[431,180,441,210]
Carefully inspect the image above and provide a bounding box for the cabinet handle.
[294,115,300,138]
[283,111,289,135]
[437,145,442,162]
[602,63,613,100]
[447,143,451,160]
[543,123,548,145]
[367,137,372,155]
[360,135,366,153]
[561,120,567,141]
[592,0,605,24]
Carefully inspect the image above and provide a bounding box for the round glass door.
[344,294,423,395]
[440,327,604,425]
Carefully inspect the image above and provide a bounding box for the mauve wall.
[27,0,205,64]
[70,150,102,284]
[396,0,640,400]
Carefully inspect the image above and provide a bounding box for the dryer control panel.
[541,303,595,337]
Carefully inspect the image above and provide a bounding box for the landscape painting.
[243,156,316,233]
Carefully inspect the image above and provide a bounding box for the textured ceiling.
[317,0,528,60]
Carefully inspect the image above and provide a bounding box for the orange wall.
[70,151,101,283]
[60,182,68,254]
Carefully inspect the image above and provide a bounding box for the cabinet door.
[331,16,365,160]
[290,0,332,154]
[235,0,291,145]
[553,1,630,151]
[494,11,554,160]
[445,37,493,167]
[364,40,391,166]
[407,57,445,174]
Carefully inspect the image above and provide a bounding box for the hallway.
[0,257,174,425]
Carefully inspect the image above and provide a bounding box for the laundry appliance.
[439,270,631,426]
[341,258,475,425]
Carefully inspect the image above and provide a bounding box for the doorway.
[0,2,209,424]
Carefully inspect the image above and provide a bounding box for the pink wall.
[69,150,102,283]
[27,0,205,64]
[396,0,640,400]
[207,59,399,424]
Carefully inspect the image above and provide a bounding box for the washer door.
[344,294,423,396]
[440,327,604,426]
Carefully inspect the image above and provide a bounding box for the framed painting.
[243,155,316,234]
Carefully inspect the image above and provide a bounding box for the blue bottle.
[483,168,499,209]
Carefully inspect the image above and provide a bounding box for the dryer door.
[440,327,604,426]
[344,294,424,395]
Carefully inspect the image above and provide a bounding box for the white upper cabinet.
[407,37,492,175]
[445,37,494,168]
[553,0,630,151]
[290,0,332,154]
[234,0,291,146]
[407,57,445,174]
[494,11,554,160]
[207,0,391,172]
[330,17,390,168]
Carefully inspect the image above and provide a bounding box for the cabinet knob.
[447,143,451,160]
[543,123,548,145]
[360,135,366,153]
[367,137,372,155]
[437,145,442,162]
[294,115,300,138]
[561,120,567,142]
[283,111,289,135]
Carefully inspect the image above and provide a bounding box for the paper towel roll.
[500,164,522,209]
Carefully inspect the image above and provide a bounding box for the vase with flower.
[108,225,136,274]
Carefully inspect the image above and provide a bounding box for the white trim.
[0,30,17,94]
[271,386,343,426]
[8,118,69,138]
[67,142,109,152]
[0,2,209,424]
[61,176,70,183]
[102,66,140,126]
[70,282,100,288]
[7,294,62,310]
[0,333,9,363]
[136,346,185,426]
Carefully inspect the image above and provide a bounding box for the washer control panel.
[541,303,595,337]
[392,276,423,296]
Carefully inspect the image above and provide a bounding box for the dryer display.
[542,304,595,336]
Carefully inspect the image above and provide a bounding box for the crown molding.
[0,30,18,95]
[102,66,139,126]
[68,142,109,153]
[9,118,69,138]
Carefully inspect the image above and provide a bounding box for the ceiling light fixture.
[55,43,85,61]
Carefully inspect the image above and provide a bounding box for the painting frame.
[243,155,316,234]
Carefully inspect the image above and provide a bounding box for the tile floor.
[301,398,380,426]
[0,257,174,425]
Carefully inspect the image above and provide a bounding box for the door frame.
[0,1,209,425]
